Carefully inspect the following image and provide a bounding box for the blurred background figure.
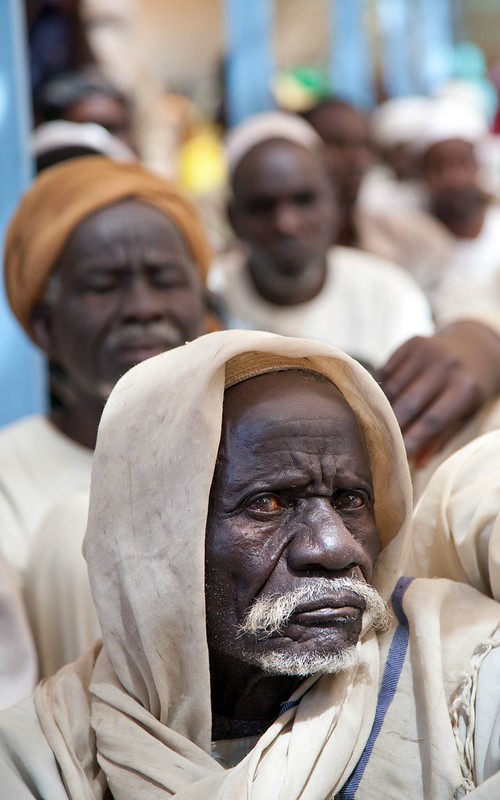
[415,97,500,319]
[211,111,434,373]
[361,95,432,213]
[33,66,136,151]
[32,119,136,172]
[303,97,453,301]
[0,157,213,577]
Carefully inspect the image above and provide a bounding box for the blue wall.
[0,0,46,427]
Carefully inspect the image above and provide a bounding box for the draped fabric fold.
[24,330,500,799]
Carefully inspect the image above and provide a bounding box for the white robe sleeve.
[474,646,500,789]
[0,697,69,799]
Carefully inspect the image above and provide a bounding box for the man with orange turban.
[0,156,214,577]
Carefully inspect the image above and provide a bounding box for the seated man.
[301,98,453,298]
[0,156,213,575]
[0,330,498,798]
[210,111,434,371]
[415,98,500,320]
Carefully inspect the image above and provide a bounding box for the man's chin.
[256,644,359,677]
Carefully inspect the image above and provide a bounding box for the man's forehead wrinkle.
[234,414,353,438]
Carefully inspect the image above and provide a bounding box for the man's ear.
[30,302,55,358]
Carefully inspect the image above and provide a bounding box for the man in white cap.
[210,111,434,374]
[302,98,453,300]
[361,95,432,213]
[416,98,500,320]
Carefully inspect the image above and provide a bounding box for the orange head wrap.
[4,156,215,338]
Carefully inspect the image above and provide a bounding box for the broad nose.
[286,499,366,577]
[442,165,474,190]
[274,201,303,236]
[120,275,166,323]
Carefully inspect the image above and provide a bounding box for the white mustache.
[106,321,181,350]
[239,577,392,640]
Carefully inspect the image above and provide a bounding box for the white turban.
[412,98,488,155]
[32,120,136,163]
[225,111,322,178]
[371,96,432,150]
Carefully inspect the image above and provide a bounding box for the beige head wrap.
[4,156,213,337]
[409,430,500,600]
[33,330,410,798]
[225,111,322,178]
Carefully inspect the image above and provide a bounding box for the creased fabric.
[408,430,500,600]
[4,156,213,337]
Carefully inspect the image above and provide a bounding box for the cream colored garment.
[409,430,500,599]
[24,491,97,679]
[432,205,500,322]
[0,554,37,709]
[358,164,426,214]
[355,207,453,303]
[0,416,93,576]
[209,246,434,369]
[0,331,499,799]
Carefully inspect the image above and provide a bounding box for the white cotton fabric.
[0,416,93,576]
[32,121,137,163]
[24,491,97,679]
[430,205,500,322]
[371,96,432,150]
[0,555,37,709]
[0,330,499,799]
[413,98,488,155]
[209,246,434,369]
[409,430,500,600]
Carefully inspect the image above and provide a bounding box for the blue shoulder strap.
[338,576,414,800]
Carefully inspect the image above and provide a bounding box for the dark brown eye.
[247,494,284,515]
[332,491,366,511]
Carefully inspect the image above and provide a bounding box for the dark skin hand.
[379,320,500,467]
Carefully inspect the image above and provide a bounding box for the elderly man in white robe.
[0,330,499,799]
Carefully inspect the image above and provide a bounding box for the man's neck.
[247,257,328,306]
[210,654,300,737]
[332,196,360,248]
[50,397,105,450]
[437,204,487,240]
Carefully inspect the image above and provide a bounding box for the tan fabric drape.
[34,330,410,799]
[408,430,500,600]
[4,156,213,337]
[28,331,500,798]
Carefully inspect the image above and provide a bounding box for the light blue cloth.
[224,0,275,126]
[0,0,46,427]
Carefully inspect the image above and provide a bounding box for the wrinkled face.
[36,199,206,401]
[306,105,374,207]
[229,140,335,301]
[205,371,382,677]
[422,138,483,221]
